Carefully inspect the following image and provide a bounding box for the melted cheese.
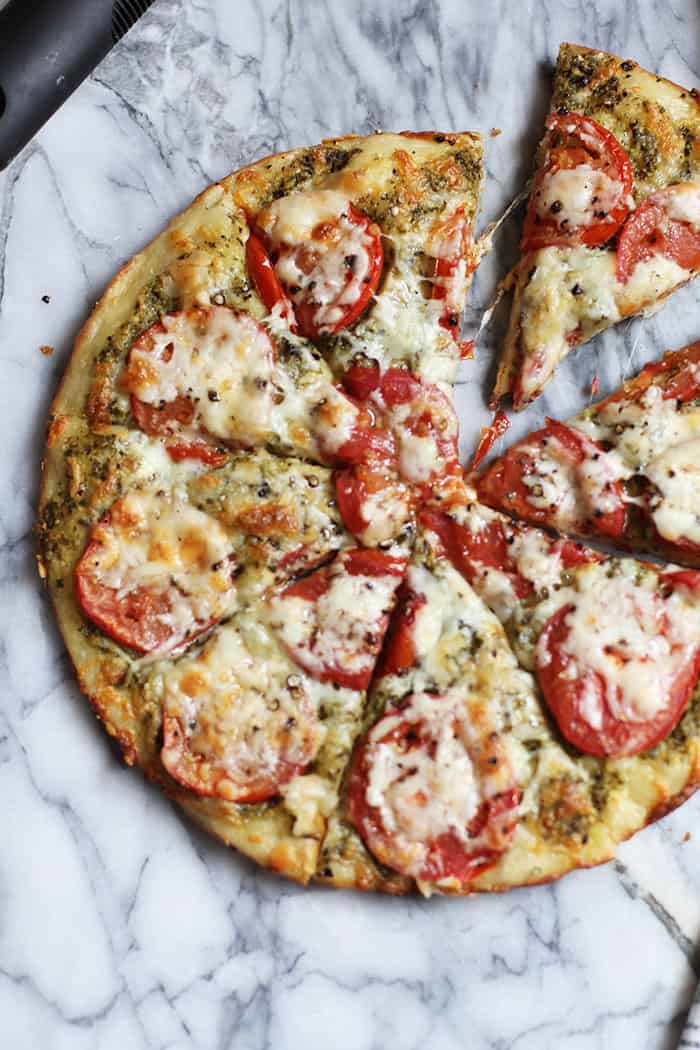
[646,438,700,545]
[85,490,237,642]
[536,562,700,723]
[536,164,622,230]
[275,214,375,334]
[366,693,480,846]
[355,483,411,547]
[617,255,690,315]
[281,774,339,836]
[161,615,324,795]
[124,307,274,445]
[578,379,700,467]
[269,555,402,681]
[665,181,700,228]
[259,189,351,243]
[517,246,620,401]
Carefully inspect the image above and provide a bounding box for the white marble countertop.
[3,1,700,1047]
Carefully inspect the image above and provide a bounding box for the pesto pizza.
[37,104,700,896]
[493,42,700,409]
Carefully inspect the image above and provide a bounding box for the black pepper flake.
[621,60,635,72]
[571,283,584,296]
[207,389,221,402]
[549,200,563,215]
[41,294,51,304]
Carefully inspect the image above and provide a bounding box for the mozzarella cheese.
[365,693,480,846]
[646,437,700,546]
[269,555,402,681]
[536,164,622,230]
[665,181,700,228]
[161,616,325,797]
[124,307,275,445]
[536,562,700,723]
[85,489,238,643]
[259,189,352,244]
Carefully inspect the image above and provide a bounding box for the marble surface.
[2,1,700,1047]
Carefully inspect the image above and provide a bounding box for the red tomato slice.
[250,203,383,340]
[245,230,297,329]
[475,419,627,539]
[467,410,511,473]
[335,463,412,545]
[347,698,520,882]
[419,508,534,600]
[161,710,316,804]
[270,548,408,691]
[378,587,428,677]
[342,362,381,401]
[536,584,700,757]
[76,558,189,654]
[522,112,634,252]
[426,207,472,337]
[617,184,700,283]
[75,499,237,655]
[124,307,274,465]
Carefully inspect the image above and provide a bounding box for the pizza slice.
[234,132,484,386]
[318,525,530,894]
[420,495,700,759]
[475,340,700,566]
[493,43,700,409]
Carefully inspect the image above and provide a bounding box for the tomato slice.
[75,493,237,655]
[475,419,627,539]
[251,199,383,340]
[342,361,382,401]
[426,207,472,337]
[536,568,700,757]
[522,112,634,252]
[335,462,412,546]
[123,306,275,464]
[378,370,461,488]
[245,230,297,329]
[419,508,534,600]
[378,587,428,677]
[160,621,322,802]
[269,548,408,691]
[467,410,511,473]
[347,695,520,882]
[617,183,700,282]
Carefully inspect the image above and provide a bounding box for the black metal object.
[0,0,154,170]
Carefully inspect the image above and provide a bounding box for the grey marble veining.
[2,2,700,1047]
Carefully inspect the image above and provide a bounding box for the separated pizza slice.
[493,43,700,409]
[475,339,700,566]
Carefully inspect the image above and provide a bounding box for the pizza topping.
[123,306,275,453]
[269,548,408,690]
[335,462,412,546]
[617,182,700,283]
[535,563,700,756]
[523,113,634,252]
[348,691,519,882]
[160,618,323,802]
[475,420,627,538]
[426,206,472,335]
[646,438,700,548]
[252,190,383,339]
[75,490,237,654]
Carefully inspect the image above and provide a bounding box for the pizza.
[493,42,700,409]
[38,131,489,888]
[36,70,700,897]
[474,339,700,566]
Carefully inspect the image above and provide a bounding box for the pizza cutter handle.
[0,0,115,171]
